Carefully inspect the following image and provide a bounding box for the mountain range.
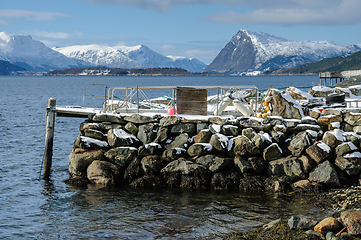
[1,30,361,75]
[53,44,206,72]
[205,29,361,75]
[0,32,206,73]
[269,51,361,75]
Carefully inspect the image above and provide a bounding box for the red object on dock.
[168,107,177,115]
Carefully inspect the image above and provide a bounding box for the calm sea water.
[0,75,328,239]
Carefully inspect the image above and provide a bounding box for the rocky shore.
[66,86,361,239]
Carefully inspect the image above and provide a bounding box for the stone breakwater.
[68,104,361,193]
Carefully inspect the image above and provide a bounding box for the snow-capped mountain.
[205,29,361,74]
[52,45,142,69]
[54,44,207,72]
[0,32,206,73]
[0,32,86,72]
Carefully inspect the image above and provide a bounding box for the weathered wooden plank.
[177,87,207,115]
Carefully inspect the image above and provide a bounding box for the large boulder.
[210,133,230,152]
[344,112,361,126]
[124,114,158,124]
[162,148,187,160]
[313,217,343,233]
[92,113,126,124]
[343,132,360,148]
[187,143,213,157]
[221,125,239,136]
[335,142,358,157]
[195,155,233,173]
[104,147,138,168]
[138,143,163,156]
[242,128,256,140]
[234,156,252,174]
[288,216,318,230]
[317,115,342,126]
[234,156,267,175]
[268,156,305,179]
[137,123,158,144]
[124,122,138,136]
[340,210,361,235]
[107,129,141,147]
[322,129,345,148]
[308,86,333,97]
[83,129,106,141]
[168,133,190,149]
[239,117,272,131]
[271,91,303,119]
[69,149,104,177]
[160,158,211,188]
[288,131,312,157]
[335,152,361,176]
[87,160,120,185]
[308,161,340,187]
[252,132,272,151]
[159,115,180,127]
[263,143,283,161]
[73,135,109,150]
[140,155,166,176]
[80,122,102,132]
[233,135,260,157]
[154,126,168,143]
[305,141,332,163]
[123,157,143,184]
[321,109,342,117]
[193,129,212,143]
[171,123,196,134]
[209,116,228,125]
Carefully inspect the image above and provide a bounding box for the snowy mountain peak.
[0,32,32,43]
[0,32,81,71]
[238,29,289,45]
[55,43,207,72]
[205,29,361,74]
[115,44,143,54]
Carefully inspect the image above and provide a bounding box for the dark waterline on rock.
[0,75,330,239]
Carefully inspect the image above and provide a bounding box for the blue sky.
[1,0,361,64]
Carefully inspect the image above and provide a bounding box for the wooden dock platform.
[50,106,103,118]
[319,71,344,86]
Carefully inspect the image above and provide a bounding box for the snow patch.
[80,136,108,148]
[344,152,361,158]
[316,142,331,153]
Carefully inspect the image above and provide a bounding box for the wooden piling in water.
[43,98,56,179]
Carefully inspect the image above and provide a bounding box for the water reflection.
[38,181,329,239]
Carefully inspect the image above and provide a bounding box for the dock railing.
[100,85,259,116]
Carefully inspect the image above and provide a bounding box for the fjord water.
[1,75,327,239]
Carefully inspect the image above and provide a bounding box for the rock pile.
[67,100,361,192]
[229,211,361,239]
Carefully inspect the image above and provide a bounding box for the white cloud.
[204,0,361,26]
[83,0,342,12]
[32,31,70,39]
[0,9,70,21]
[0,19,12,25]
[160,44,175,51]
[82,0,361,26]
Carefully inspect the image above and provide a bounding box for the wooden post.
[43,98,56,179]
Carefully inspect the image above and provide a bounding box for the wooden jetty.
[42,85,258,179]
